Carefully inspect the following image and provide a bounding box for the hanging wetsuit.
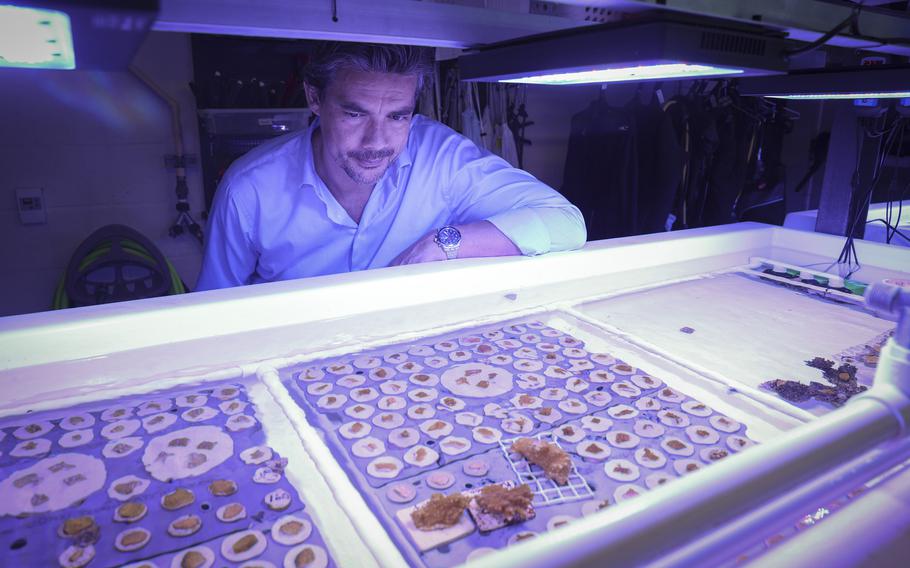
[561,99,638,240]
[685,98,720,228]
[627,94,684,235]
[702,102,752,226]
[734,109,791,223]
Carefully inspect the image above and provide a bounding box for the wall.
[0,32,205,318]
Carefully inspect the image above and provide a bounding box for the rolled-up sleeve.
[486,206,587,255]
[195,181,259,291]
[443,139,586,255]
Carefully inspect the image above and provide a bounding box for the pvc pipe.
[658,431,910,567]
[468,398,899,568]
[899,308,910,346]
[747,460,910,568]
[129,63,185,158]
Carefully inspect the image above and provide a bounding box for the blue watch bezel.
[435,226,461,247]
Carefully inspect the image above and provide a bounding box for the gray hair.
[303,42,434,98]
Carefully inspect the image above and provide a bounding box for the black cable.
[893,194,906,243]
[785,0,910,60]
[867,218,910,243]
[838,120,879,271]
[883,120,904,243]
[891,121,907,243]
[898,194,907,241]
[784,4,862,57]
[835,120,867,274]
[836,115,905,276]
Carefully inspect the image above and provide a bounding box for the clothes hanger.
[651,81,665,105]
[764,98,801,120]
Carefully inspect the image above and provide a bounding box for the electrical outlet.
[16,187,47,225]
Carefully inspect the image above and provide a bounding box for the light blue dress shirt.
[196,114,585,290]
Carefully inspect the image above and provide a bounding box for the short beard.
[338,149,394,185]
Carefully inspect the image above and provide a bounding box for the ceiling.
[152,0,910,58]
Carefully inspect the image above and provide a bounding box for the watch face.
[437,226,461,246]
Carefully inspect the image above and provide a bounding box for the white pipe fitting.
[853,339,910,435]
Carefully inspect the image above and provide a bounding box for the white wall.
[0,32,205,317]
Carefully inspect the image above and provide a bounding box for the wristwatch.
[434,225,462,260]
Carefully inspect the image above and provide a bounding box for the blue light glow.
[499,63,745,85]
[0,5,75,70]
[768,92,910,100]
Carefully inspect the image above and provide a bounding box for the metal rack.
[500,432,594,508]
[196,108,312,210]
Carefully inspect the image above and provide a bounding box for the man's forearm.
[455,220,521,258]
[389,220,519,266]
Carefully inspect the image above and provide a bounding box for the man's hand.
[389,232,446,266]
[389,221,521,267]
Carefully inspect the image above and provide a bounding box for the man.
[196,42,585,290]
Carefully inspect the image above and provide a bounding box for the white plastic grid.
[499,432,594,507]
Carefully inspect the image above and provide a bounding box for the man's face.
[307,69,418,186]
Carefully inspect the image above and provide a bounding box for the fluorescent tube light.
[500,63,744,85]
[0,4,75,70]
[767,91,910,100]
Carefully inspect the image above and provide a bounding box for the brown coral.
[474,484,534,523]
[410,493,471,530]
[511,438,571,485]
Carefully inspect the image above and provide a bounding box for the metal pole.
[816,108,881,238]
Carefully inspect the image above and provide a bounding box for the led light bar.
[0,5,75,70]
[501,63,744,85]
[739,67,910,100]
[459,20,787,85]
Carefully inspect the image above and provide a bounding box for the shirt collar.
[298,117,323,191]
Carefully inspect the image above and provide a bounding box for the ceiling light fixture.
[459,20,788,85]
[0,4,74,70]
[0,1,159,71]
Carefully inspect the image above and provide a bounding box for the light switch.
[16,187,47,225]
